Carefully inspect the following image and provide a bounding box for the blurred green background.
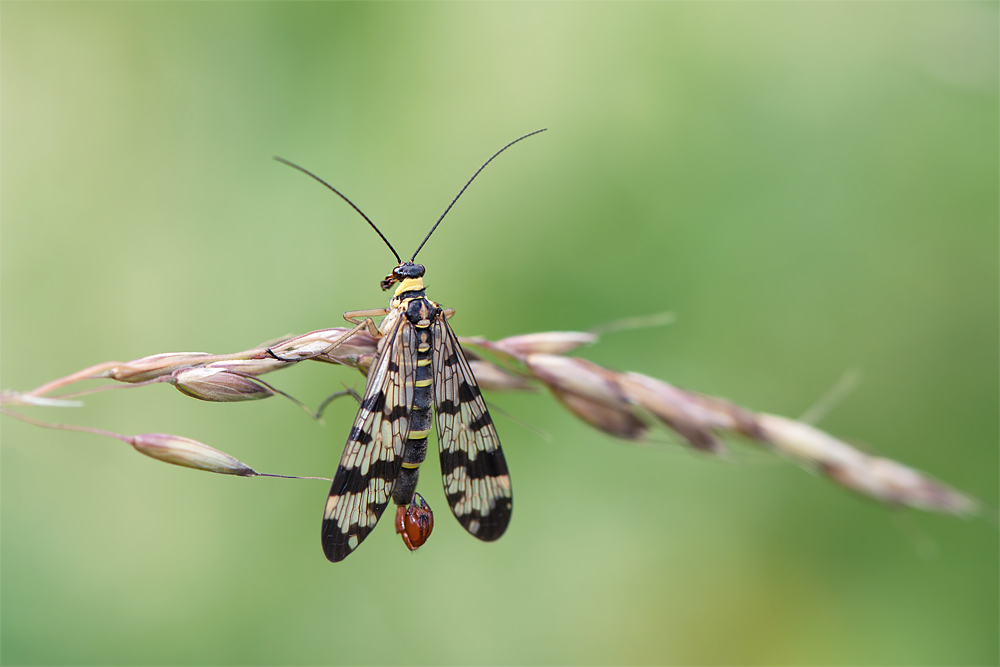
[2,3,997,665]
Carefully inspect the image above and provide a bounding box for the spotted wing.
[321,312,416,562]
[432,315,512,541]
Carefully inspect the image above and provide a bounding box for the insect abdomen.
[392,296,438,507]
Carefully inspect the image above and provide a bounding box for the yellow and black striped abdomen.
[391,292,439,507]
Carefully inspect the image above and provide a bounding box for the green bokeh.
[2,3,997,665]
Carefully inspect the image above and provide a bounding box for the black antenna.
[274,156,401,264]
[410,128,547,262]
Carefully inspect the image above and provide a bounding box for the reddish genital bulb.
[395,493,434,551]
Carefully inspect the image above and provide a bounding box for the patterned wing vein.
[321,315,416,561]
[432,315,512,541]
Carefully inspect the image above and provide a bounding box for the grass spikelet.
[1,322,980,517]
[128,433,258,476]
[172,368,275,402]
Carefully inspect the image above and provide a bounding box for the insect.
[275,130,545,562]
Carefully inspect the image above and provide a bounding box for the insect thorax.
[392,276,425,301]
[389,277,441,327]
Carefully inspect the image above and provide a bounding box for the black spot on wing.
[321,519,377,562]
[385,405,409,422]
[469,412,493,432]
[439,448,509,479]
[437,399,460,415]
[458,381,480,403]
[330,465,393,495]
[348,427,372,445]
[446,496,513,542]
[362,392,385,412]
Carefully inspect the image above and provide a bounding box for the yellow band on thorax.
[394,277,424,297]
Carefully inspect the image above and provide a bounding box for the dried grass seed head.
[467,360,535,392]
[128,433,256,476]
[525,354,648,439]
[172,368,275,402]
[617,372,735,454]
[551,388,649,440]
[495,332,599,359]
[524,354,631,409]
[756,413,977,516]
[109,352,214,383]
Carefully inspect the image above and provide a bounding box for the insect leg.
[265,311,388,363]
[343,308,390,337]
[442,308,455,320]
[315,386,362,419]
